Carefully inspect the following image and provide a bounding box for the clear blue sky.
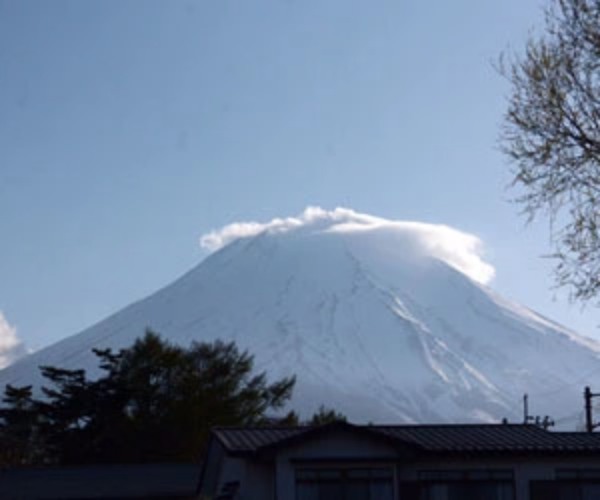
[1,0,596,352]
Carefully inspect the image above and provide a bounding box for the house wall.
[203,452,273,500]
[513,457,600,499]
[244,461,274,500]
[199,441,246,500]
[274,446,600,500]
[397,456,600,500]
[199,439,225,497]
[274,428,400,500]
[0,463,199,499]
[204,433,600,500]
[217,455,245,495]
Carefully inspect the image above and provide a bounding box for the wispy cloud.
[200,206,495,284]
[0,311,26,369]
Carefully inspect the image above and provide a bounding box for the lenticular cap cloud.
[200,207,495,284]
[0,311,26,369]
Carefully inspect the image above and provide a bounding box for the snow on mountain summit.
[200,206,495,284]
[1,207,599,426]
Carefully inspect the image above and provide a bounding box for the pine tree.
[1,331,296,464]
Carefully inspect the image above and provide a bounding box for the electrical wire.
[526,364,600,399]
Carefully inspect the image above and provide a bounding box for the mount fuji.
[2,207,599,426]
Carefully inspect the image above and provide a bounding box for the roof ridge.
[211,423,600,456]
[370,423,535,427]
[212,423,536,431]
[212,425,311,431]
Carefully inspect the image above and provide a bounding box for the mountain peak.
[1,208,598,427]
[200,206,495,285]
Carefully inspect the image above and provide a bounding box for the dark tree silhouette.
[0,385,40,466]
[308,405,347,425]
[0,331,296,464]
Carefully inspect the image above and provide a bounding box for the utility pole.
[584,386,600,433]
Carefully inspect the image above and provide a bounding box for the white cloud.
[200,206,495,284]
[0,311,26,369]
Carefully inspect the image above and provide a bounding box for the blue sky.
[1,0,596,353]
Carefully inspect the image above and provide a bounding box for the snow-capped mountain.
[2,207,599,426]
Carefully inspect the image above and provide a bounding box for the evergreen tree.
[308,405,347,425]
[0,385,40,465]
[0,331,296,464]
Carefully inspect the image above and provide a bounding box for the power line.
[554,410,582,426]
[527,365,600,400]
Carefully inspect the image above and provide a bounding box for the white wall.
[244,461,274,500]
[397,456,600,500]
[204,432,600,500]
[274,428,400,500]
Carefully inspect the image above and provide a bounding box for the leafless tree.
[500,0,600,306]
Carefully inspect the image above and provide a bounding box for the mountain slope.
[2,208,599,425]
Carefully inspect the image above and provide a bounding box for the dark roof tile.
[213,426,306,453]
[212,423,600,457]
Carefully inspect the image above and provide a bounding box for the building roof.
[0,463,199,499]
[212,422,600,458]
[373,424,600,454]
[213,426,307,454]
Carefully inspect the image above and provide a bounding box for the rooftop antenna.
[523,393,554,430]
[523,394,534,424]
